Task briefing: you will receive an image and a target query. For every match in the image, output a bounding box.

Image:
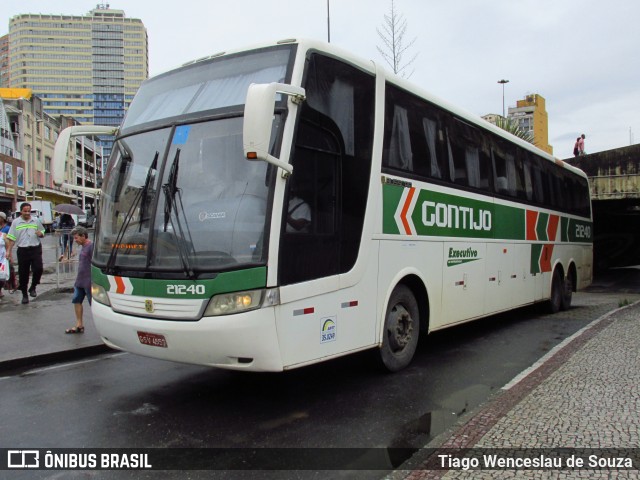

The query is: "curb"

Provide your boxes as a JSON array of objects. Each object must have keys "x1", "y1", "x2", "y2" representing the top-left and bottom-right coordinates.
[{"x1": 0, "y1": 344, "x2": 114, "y2": 375}]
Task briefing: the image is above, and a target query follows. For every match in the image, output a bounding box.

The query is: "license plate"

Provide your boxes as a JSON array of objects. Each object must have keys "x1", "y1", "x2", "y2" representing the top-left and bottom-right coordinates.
[{"x1": 137, "y1": 331, "x2": 168, "y2": 348}]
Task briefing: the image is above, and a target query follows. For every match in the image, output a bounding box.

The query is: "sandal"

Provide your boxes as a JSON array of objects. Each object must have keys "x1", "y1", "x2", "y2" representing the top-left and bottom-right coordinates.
[{"x1": 65, "y1": 326, "x2": 85, "y2": 334}]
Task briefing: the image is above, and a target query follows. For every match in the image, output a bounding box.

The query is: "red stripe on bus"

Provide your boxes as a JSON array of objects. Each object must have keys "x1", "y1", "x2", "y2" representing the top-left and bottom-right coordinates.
[
  {"x1": 400, "y1": 187, "x2": 416, "y2": 235},
  {"x1": 547, "y1": 214, "x2": 560, "y2": 242},
  {"x1": 526, "y1": 210, "x2": 538, "y2": 240},
  {"x1": 540, "y1": 244, "x2": 554, "y2": 273},
  {"x1": 114, "y1": 276, "x2": 126, "y2": 294}
]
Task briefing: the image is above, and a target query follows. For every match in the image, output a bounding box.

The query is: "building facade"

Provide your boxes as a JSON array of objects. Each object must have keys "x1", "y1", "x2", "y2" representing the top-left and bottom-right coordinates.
[
  {"x1": 508, "y1": 94, "x2": 553, "y2": 155},
  {"x1": 0, "y1": 34, "x2": 9, "y2": 88},
  {"x1": 0, "y1": 89, "x2": 102, "y2": 215},
  {"x1": 6, "y1": 4, "x2": 148, "y2": 158}
]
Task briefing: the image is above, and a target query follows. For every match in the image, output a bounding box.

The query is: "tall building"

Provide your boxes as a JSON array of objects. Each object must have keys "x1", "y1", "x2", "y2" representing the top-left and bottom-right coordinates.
[
  {"x1": 508, "y1": 94, "x2": 553, "y2": 155},
  {"x1": 0, "y1": 34, "x2": 9, "y2": 88},
  {"x1": 6, "y1": 4, "x2": 148, "y2": 158}
]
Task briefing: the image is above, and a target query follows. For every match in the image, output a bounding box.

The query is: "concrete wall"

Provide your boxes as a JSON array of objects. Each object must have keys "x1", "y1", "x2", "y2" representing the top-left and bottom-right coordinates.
[{"x1": 568, "y1": 144, "x2": 640, "y2": 200}]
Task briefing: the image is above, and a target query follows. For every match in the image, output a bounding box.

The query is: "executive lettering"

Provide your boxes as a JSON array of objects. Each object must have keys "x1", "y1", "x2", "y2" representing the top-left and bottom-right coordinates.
[{"x1": 448, "y1": 247, "x2": 478, "y2": 259}]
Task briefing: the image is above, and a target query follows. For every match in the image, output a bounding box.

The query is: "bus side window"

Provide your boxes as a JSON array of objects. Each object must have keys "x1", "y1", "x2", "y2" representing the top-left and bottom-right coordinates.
[
  {"x1": 522, "y1": 156, "x2": 535, "y2": 201},
  {"x1": 422, "y1": 117, "x2": 440, "y2": 178},
  {"x1": 491, "y1": 140, "x2": 519, "y2": 198},
  {"x1": 531, "y1": 158, "x2": 546, "y2": 205},
  {"x1": 446, "y1": 124, "x2": 468, "y2": 186},
  {"x1": 388, "y1": 105, "x2": 413, "y2": 171}
]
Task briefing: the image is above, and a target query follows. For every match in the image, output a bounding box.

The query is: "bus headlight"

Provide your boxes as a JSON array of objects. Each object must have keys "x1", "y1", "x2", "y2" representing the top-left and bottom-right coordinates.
[
  {"x1": 203, "y1": 288, "x2": 279, "y2": 316},
  {"x1": 91, "y1": 283, "x2": 111, "y2": 306}
]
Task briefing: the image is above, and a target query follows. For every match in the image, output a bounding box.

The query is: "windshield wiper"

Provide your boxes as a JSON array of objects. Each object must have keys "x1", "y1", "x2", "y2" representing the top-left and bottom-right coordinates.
[
  {"x1": 162, "y1": 149, "x2": 197, "y2": 279},
  {"x1": 163, "y1": 149, "x2": 179, "y2": 231},
  {"x1": 139, "y1": 153, "x2": 158, "y2": 231},
  {"x1": 106, "y1": 152, "x2": 159, "y2": 274}
]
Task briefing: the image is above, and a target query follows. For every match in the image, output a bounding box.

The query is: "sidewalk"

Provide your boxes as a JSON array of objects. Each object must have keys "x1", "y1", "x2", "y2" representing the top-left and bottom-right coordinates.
[
  {"x1": 392, "y1": 299, "x2": 640, "y2": 479},
  {"x1": 0, "y1": 262, "x2": 110, "y2": 372}
]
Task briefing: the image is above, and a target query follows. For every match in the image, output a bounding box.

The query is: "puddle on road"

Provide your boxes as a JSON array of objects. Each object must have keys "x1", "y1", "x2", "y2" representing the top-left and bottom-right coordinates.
[{"x1": 386, "y1": 384, "x2": 493, "y2": 467}]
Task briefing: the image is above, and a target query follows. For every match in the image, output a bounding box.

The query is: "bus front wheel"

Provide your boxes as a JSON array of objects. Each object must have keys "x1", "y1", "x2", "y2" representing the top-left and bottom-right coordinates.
[{"x1": 379, "y1": 285, "x2": 419, "y2": 372}]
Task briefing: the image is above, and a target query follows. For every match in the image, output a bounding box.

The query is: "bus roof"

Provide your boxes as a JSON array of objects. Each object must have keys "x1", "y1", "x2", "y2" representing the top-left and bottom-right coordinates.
[{"x1": 156, "y1": 38, "x2": 587, "y2": 180}]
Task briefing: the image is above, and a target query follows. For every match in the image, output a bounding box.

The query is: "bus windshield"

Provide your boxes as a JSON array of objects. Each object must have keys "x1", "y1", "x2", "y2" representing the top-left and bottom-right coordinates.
[
  {"x1": 122, "y1": 46, "x2": 292, "y2": 131},
  {"x1": 95, "y1": 116, "x2": 276, "y2": 276}
]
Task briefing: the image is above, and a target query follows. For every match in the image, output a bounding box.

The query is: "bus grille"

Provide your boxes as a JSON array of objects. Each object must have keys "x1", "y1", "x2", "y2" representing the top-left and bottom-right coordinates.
[{"x1": 108, "y1": 293, "x2": 207, "y2": 321}]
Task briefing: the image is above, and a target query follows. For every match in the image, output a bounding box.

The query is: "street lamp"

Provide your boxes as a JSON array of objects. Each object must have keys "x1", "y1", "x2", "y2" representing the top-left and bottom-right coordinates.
[{"x1": 498, "y1": 79, "x2": 509, "y2": 118}]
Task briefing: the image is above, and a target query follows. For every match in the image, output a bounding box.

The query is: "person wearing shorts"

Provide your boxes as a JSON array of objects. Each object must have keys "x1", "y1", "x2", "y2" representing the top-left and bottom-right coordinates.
[{"x1": 65, "y1": 226, "x2": 93, "y2": 334}]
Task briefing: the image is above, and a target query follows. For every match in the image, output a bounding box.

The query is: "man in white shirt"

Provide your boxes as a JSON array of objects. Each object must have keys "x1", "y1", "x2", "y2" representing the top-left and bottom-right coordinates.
[{"x1": 5, "y1": 203, "x2": 45, "y2": 304}]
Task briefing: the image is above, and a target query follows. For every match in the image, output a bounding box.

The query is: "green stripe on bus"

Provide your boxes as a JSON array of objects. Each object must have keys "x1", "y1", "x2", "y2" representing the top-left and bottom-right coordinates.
[
  {"x1": 382, "y1": 183, "x2": 402, "y2": 235},
  {"x1": 92, "y1": 266, "x2": 267, "y2": 298},
  {"x1": 493, "y1": 203, "x2": 525, "y2": 240},
  {"x1": 561, "y1": 217, "x2": 570, "y2": 242},
  {"x1": 536, "y1": 212, "x2": 549, "y2": 241},
  {"x1": 530, "y1": 244, "x2": 543, "y2": 274}
]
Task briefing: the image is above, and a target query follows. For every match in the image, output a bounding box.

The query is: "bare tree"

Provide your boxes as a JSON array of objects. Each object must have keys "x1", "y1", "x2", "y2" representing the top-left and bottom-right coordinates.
[{"x1": 376, "y1": 0, "x2": 418, "y2": 78}]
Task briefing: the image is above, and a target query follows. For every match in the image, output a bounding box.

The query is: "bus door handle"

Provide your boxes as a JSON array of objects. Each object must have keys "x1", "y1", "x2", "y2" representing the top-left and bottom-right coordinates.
[{"x1": 455, "y1": 274, "x2": 467, "y2": 289}]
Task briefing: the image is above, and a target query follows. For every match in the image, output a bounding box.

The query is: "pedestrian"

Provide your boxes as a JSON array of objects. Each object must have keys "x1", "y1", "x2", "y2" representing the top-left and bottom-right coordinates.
[
  {"x1": 0, "y1": 212, "x2": 17, "y2": 294},
  {"x1": 65, "y1": 226, "x2": 93, "y2": 334},
  {"x1": 573, "y1": 137, "x2": 581, "y2": 157},
  {"x1": 0, "y1": 212, "x2": 9, "y2": 299},
  {"x1": 578, "y1": 134, "x2": 586, "y2": 155},
  {"x1": 57, "y1": 213, "x2": 75, "y2": 261},
  {"x1": 0, "y1": 212, "x2": 8, "y2": 235},
  {"x1": 4, "y1": 202, "x2": 45, "y2": 304}
]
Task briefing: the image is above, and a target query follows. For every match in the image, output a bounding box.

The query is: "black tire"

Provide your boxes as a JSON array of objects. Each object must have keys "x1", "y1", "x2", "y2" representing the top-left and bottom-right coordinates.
[
  {"x1": 547, "y1": 269, "x2": 564, "y2": 314},
  {"x1": 561, "y1": 272, "x2": 573, "y2": 311},
  {"x1": 379, "y1": 285, "x2": 419, "y2": 372}
]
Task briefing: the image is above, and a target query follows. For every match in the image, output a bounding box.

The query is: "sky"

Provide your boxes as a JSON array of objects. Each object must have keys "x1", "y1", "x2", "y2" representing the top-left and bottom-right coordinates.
[{"x1": 3, "y1": 0, "x2": 639, "y2": 159}]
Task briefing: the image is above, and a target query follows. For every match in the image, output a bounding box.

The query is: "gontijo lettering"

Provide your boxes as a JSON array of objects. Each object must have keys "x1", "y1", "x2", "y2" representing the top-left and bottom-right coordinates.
[{"x1": 422, "y1": 201, "x2": 492, "y2": 231}]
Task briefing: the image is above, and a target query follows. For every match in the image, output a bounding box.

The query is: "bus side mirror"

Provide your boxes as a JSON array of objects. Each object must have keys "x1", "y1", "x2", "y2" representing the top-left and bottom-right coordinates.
[
  {"x1": 243, "y1": 82, "x2": 305, "y2": 176},
  {"x1": 53, "y1": 125, "x2": 119, "y2": 193}
]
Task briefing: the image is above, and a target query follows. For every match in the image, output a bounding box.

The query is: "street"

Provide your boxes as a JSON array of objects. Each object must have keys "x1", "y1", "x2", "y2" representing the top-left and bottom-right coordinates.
[{"x1": 2, "y1": 280, "x2": 639, "y2": 479}]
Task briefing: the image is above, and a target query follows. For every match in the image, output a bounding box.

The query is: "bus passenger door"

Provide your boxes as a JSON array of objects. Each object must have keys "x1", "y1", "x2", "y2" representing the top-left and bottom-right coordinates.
[{"x1": 276, "y1": 52, "x2": 376, "y2": 368}]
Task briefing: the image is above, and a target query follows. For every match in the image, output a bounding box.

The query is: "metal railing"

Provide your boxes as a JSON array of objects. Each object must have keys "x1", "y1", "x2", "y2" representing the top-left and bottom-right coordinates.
[{"x1": 44, "y1": 229, "x2": 79, "y2": 290}]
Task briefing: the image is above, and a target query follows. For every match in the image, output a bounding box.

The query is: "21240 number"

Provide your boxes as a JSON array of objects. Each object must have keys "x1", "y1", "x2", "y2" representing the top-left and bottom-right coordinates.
[{"x1": 166, "y1": 284, "x2": 205, "y2": 295}]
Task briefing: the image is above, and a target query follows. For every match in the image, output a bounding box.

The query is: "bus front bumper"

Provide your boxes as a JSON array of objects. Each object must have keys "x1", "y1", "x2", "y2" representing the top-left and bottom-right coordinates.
[{"x1": 92, "y1": 301, "x2": 284, "y2": 371}]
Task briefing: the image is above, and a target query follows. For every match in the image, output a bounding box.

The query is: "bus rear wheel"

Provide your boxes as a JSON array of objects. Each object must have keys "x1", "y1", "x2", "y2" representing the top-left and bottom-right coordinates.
[
  {"x1": 547, "y1": 269, "x2": 564, "y2": 314},
  {"x1": 379, "y1": 285, "x2": 419, "y2": 372},
  {"x1": 561, "y1": 272, "x2": 574, "y2": 311}
]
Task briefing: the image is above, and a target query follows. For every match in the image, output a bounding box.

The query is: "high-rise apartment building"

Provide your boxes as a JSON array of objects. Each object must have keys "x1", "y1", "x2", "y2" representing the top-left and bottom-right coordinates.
[
  {"x1": 0, "y1": 34, "x2": 9, "y2": 88},
  {"x1": 508, "y1": 94, "x2": 553, "y2": 155},
  {"x1": 7, "y1": 4, "x2": 148, "y2": 157}
]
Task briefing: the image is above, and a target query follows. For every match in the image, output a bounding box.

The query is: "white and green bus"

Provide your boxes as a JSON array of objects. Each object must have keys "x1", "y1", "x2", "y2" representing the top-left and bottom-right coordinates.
[{"x1": 53, "y1": 39, "x2": 592, "y2": 372}]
